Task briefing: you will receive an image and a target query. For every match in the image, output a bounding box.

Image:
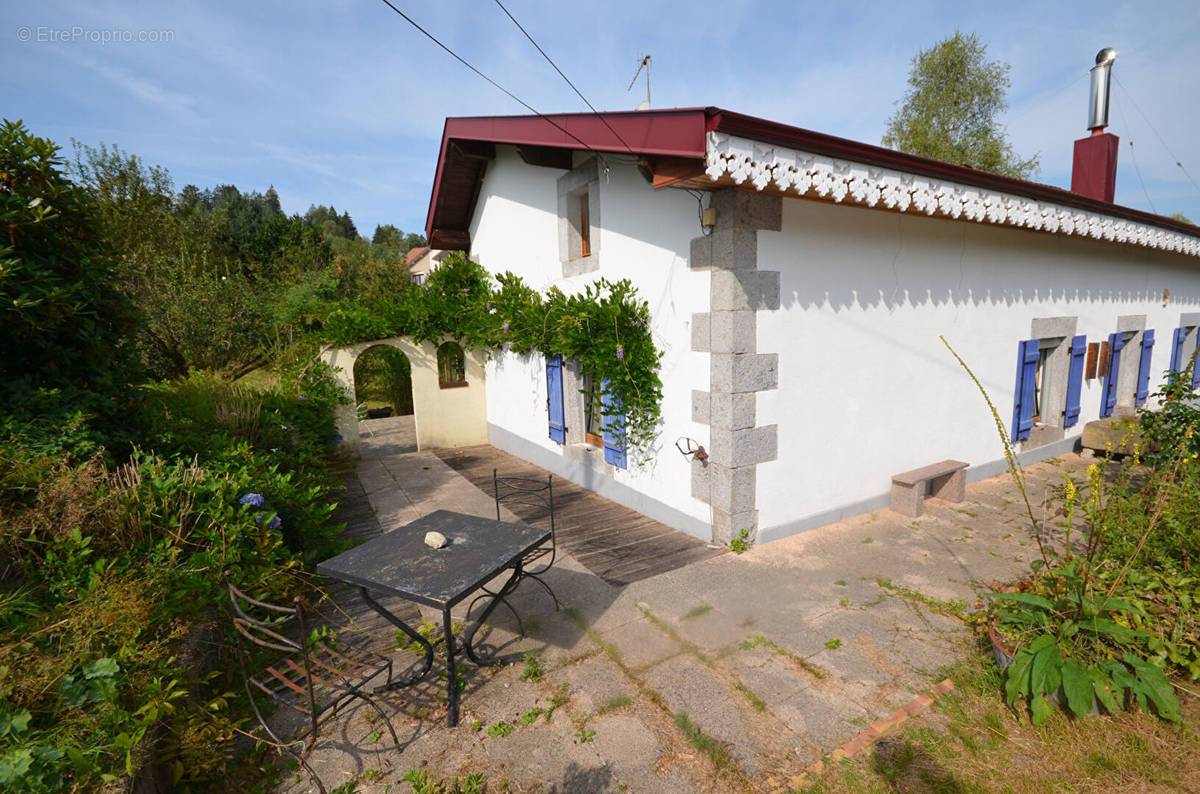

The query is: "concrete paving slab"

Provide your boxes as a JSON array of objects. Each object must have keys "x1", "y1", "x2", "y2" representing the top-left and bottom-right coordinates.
[
  {"x1": 602, "y1": 617, "x2": 684, "y2": 672},
  {"x1": 479, "y1": 720, "x2": 608, "y2": 790},
  {"x1": 589, "y1": 712, "x2": 682, "y2": 792},
  {"x1": 544, "y1": 654, "x2": 632, "y2": 717},
  {"x1": 642, "y1": 654, "x2": 786, "y2": 778},
  {"x1": 772, "y1": 683, "x2": 871, "y2": 756}
]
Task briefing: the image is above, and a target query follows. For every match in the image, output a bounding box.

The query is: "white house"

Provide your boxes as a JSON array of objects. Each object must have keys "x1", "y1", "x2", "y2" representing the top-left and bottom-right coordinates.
[{"x1": 421, "y1": 97, "x2": 1200, "y2": 546}]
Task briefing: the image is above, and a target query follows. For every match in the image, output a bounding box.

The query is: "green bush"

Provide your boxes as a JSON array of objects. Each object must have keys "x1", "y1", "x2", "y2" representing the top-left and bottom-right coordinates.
[
  {"x1": 945, "y1": 337, "x2": 1192, "y2": 724},
  {"x1": 0, "y1": 367, "x2": 348, "y2": 789}
]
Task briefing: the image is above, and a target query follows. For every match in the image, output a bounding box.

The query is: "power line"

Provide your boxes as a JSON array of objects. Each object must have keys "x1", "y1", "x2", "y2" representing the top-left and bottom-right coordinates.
[
  {"x1": 374, "y1": 0, "x2": 598, "y2": 155},
  {"x1": 1114, "y1": 75, "x2": 1200, "y2": 195},
  {"x1": 492, "y1": 0, "x2": 635, "y2": 156},
  {"x1": 1127, "y1": 139, "x2": 1158, "y2": 214}
]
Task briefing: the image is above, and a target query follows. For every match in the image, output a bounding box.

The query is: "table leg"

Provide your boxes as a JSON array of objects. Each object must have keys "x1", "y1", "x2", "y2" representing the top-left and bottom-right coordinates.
[
  {"x1": 443, "y1": 606, "x2": 458, "y2": 727},
  {"x1": 462, "y1": 564, "x2": 523, "y2": 667},
  {"x1": 358, "y1": 586, "x2": 434, "y2": 689}
]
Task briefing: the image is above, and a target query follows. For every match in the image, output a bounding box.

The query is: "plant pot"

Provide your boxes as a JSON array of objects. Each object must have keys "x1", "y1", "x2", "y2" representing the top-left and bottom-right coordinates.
[
  {"x1": 987, "y1": 620, "x2": 1015, "y2": 670},
  {"x1": 987, "y1": 620, "x2": 1104, "y2": 716}
]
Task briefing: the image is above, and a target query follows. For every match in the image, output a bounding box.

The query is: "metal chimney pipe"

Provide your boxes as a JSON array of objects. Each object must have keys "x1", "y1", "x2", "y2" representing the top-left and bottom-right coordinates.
[{"x1": 1087, "y1": 47, "x2": 1118, "y2": 132}]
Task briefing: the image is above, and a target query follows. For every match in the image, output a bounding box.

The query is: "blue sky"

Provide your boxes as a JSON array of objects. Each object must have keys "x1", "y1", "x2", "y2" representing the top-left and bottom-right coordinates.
[{"x1": 5, "y1": 1, "x2": 1198, "y2": 238}]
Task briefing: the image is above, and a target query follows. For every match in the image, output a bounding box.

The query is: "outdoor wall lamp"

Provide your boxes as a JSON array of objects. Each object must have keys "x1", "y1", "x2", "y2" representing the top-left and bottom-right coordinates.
[{"x1": 675, "y1": 436, "x2": 708, "y2": 462}]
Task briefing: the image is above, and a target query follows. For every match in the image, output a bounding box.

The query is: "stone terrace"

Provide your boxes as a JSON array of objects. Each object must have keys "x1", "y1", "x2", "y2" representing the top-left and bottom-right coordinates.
[{"x1": 274, "y1": 419, "x2": 1085, "y2": 793}]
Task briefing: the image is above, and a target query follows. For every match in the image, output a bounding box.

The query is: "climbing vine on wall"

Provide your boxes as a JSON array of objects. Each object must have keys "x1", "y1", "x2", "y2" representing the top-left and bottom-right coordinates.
[{"x1": 322, "y1": 253, "x2": 664, "y2": 462}]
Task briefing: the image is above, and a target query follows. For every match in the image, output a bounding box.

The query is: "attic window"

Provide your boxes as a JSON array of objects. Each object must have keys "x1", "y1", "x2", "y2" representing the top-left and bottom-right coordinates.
[
  {"x1": 557, "y1": 157, "x2": 600, "y2": 277},
  {"x1": 579, "y1": 192, "x2": 591, "y2": 258}
]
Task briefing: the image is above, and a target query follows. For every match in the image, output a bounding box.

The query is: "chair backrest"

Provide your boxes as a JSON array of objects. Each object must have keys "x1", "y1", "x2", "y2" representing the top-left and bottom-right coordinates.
[
  {"x1": 493, "y1": 469, "x2": 555, "y2": 542},
  {"x1": 224, "y1": 571, "x2": 319, "y2": 730}
]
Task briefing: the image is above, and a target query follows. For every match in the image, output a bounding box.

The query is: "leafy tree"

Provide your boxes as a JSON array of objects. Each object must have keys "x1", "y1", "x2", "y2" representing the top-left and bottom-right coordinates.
[
  {"x1": 1, "y1": 121, "x2": 138, "y2": 395},
  {"x1": 372, "y1": 223, "x2": 400, "y2": 247},
  {"x1": 1170, "y1": 212, "x2": 1193, "y2": 225},
  {"x1": 305, "y1": 204, "x2": 359, "y2": 241},
  {"x1": 264, "y1": 184, "x2": 282, "y2": 214},
  {"x1": 74, "y1": 144, "x2": 332, "y2": 378},
  {"x1": 882, "y1": 31, "x2": 1038, "y2": 179}
]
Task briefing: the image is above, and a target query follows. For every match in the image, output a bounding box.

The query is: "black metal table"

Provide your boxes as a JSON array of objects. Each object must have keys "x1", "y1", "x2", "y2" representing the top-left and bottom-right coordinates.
[{"x1": 316, "y1": 509, "x2": 551, "y2": 727}]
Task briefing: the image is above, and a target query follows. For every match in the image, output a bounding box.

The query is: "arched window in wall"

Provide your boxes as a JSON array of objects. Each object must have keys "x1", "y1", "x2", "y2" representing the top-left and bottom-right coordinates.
[{"x1": 437, "y1": 342, "x2": 467, "y2": 388}]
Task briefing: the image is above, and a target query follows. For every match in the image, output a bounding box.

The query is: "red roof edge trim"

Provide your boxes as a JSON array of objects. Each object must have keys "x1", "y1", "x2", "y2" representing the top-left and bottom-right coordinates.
[{"x1": 425, "y1": 118, "x2": 455, "y2": 244}]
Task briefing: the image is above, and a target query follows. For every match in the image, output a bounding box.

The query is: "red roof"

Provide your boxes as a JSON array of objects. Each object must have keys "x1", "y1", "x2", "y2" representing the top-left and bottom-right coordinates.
[
  {"x1": 403, "y1": 246, "x2": 429, "y2": 266},
  {"x1": 425, "y1": 107, "x2": 1196, "y2": 250}
]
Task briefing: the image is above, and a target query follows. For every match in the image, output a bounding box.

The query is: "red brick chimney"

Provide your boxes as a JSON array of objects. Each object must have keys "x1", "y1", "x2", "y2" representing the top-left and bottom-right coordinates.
[{"x1": 1071, "y1": 48, "x2": 1119, "y2": 202}]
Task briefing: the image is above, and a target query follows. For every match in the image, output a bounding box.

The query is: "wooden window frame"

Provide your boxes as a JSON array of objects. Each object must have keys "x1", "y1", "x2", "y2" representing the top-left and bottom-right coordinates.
[
  {"x1": 582, "y1": 372, "x2": 603, "y2": 447},
  {"x1": 579, "y1": 192, "x2": 591, "y2": 258},
  {"x1": 436, "y1": 342, "x2": 468, "y2": 389}
]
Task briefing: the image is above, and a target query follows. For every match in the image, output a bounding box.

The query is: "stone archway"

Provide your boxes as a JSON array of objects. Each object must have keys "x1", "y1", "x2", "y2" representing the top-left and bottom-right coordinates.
[{"x1": 320, "y1": 337, "x2": 488, "y2": 457}]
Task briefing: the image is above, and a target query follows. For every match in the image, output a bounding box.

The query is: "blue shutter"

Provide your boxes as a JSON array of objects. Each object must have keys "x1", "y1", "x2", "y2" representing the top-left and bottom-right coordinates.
[
  {"x1": 600, "y1": 377, "x2": 627, "y2": 469},
  {"x1": 1170, "y1": 327, "x2": 1187, "y2": 383},
  {"x1": 1011, "y1": 339, "x2": 1039, "y2": 443},
  {"x1": 1193, "y1": 335, "x2": 1200, "y2": 391},
  {"x1": 546, "y1": 354, "x2": 565, "y2": 444},
  {"x1": 1101, "y1": 332, "x2": 1125, "y2": 417},
  {"x1": 1064, "y1": 334, "x2": 1086, "y2": 428},
  {"x1": 1135, "y1": 329, "x2": 1155, "y2": 406}
]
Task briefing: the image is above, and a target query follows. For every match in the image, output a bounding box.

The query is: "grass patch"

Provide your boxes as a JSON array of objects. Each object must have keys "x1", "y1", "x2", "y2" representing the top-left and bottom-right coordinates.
[
  {"x1": 680, "y1": 603, "x2": 713, "y2": 621},
  {"x1": 736, "y1": 635, "x2": 826, "y2": 680},
  {"x1": 734, "y1": 682, "x2": 767, "y2": 712},
  {"x1": 875, "y1": 578, "x2": 973, "y2": 622},
  {"x1": 797, "y1": 654, "x2": 1200, "y2": 793},
  {"x1": 673, "y1": 712, "x2": 735, "y2": 773},
  {"x1": 596, "y1": 694, "x2": 632, "y2": 715},
  {"x1": 824, "y1": 638, "x2": 842, "y2": 650}
]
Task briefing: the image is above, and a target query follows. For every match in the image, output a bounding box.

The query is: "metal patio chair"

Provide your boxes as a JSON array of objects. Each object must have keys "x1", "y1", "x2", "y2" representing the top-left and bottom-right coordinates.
[
  {"x1": 224, "y1": 571, "x2": 399, "y2": 794},
  {"x1": 467, "y1": 470, "x2": 560, "y2": 635}
]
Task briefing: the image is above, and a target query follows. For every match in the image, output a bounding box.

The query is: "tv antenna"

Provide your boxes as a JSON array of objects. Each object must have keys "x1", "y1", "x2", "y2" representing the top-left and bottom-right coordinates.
[{"x1": 628, "y1": 55, "x2": 651, "y2": 110}]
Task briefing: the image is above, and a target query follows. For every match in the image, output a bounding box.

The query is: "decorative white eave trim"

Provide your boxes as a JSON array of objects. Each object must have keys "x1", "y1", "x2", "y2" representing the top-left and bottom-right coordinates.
[{"x1": 705, "y1": 132, "x2": 1200, "y2": 258}]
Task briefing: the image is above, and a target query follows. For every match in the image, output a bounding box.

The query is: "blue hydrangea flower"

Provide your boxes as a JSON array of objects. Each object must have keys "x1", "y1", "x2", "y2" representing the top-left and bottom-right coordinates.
[
  {"x1": 266, "y1": 516, "x2": 282, "y2": 530},
  {"x1": 239, "y1": 493, "x2": 265, "y2": 507}
]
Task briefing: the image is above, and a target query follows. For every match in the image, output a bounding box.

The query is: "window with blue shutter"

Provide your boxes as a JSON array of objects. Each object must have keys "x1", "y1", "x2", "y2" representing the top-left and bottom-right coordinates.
[
  {"x1": 1170, "y1": 327, "x2": 1187, "y2": 383},
  {"x1": 546, "y1": 354, "x2": 565, "y2": 444},
  {"x1": 600, "y1": 377, "x2": 627, "y2": 469},
  {"x1": 1135, "y1": 329, "x2": 1155, "y2": 406},
  {"x1": 1101, "y1": 332, "x2": 1126, "y2": 417},
  {"x1": 1011, "y1": 339, "x2": 1039, "y2": 443},
  {"x1": 1193, "y1": 338, "x2": 1200, "y2": 391},
  {"x1": 1064, "y1": 334, "x2": 1086, "y2": 428}
]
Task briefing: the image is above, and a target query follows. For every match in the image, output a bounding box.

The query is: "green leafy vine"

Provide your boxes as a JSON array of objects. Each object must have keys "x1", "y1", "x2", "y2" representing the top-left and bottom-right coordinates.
[{"x1": 321, "y1": 253, "x2": 664, "y2": 462}]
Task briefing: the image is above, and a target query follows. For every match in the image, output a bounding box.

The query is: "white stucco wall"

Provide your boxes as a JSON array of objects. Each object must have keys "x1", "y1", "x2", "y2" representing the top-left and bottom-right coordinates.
[
  {"x1": 468, "y1": 146, "x2": 713, "y2": 538},
  {"x1": 755, "y1": 197, "x2": 1200, "y2": 538},
  {"x1": 321, "y1": 338, "x2": 488, "y2": 455}
]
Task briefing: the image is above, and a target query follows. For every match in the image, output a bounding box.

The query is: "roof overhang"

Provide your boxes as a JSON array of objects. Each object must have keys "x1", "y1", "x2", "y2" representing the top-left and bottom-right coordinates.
[
  {"x1": 424, "y1": 107, "x2": 1199, "y2": 256},
  {"x1": 425, "y1": 109, "x2": 709, "y2": 248}
]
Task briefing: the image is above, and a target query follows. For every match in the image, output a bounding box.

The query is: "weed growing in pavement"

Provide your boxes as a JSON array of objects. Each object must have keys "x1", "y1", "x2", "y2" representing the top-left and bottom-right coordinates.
[{"x1": 520, "y1": 650, "x2": 543, "y2": 683}]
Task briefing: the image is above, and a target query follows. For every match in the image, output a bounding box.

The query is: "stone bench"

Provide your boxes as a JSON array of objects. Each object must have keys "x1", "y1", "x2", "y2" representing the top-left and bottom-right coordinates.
[{"x1": 890, "y1": 460, "x2": 969, "y2": 517}]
